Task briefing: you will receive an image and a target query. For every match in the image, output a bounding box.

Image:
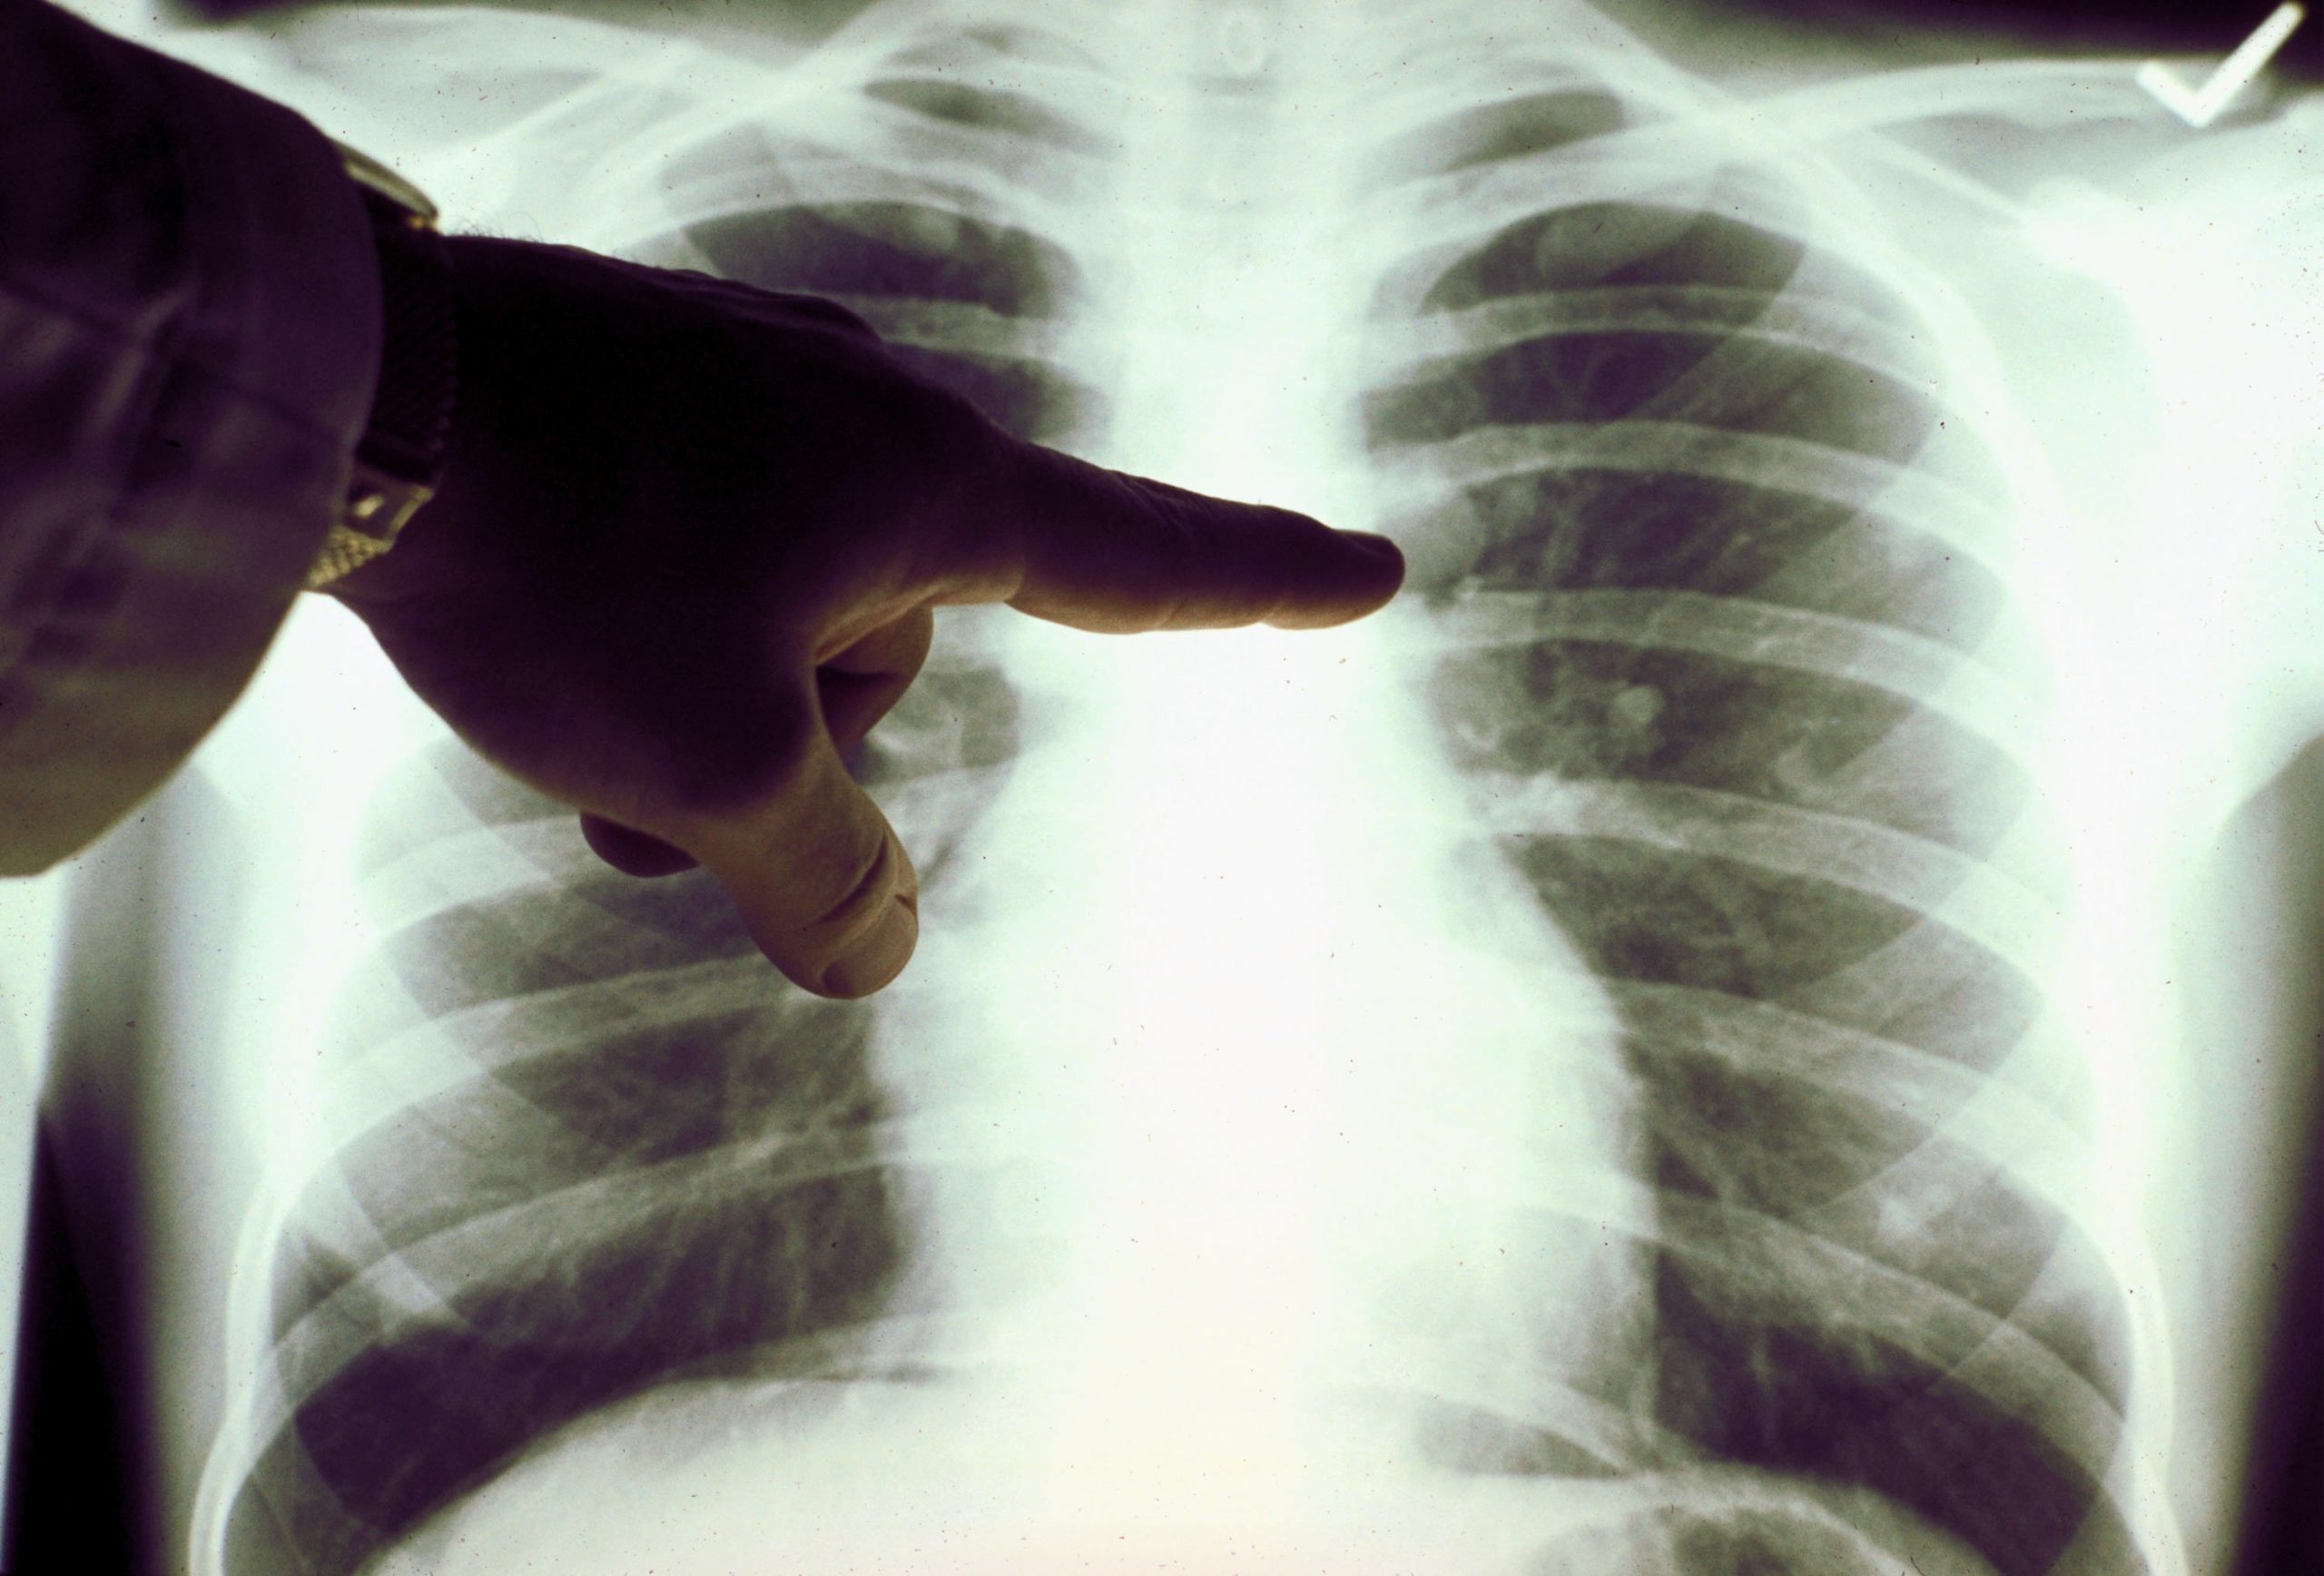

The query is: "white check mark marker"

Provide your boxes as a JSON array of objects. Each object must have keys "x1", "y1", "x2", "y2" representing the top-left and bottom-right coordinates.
[{"x1": 2137, "y1": 3, "x2": 2307, "y2": 127}]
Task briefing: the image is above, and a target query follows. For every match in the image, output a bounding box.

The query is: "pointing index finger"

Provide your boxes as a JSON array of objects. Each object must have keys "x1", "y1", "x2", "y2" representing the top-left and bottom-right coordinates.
[{"x1": 968, "y1": 440, "x2": 1404, "y2": 634}]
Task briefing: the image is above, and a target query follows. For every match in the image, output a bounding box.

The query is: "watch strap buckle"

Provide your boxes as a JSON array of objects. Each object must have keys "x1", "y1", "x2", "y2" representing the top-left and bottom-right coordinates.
[{"x1": 307, "y1": 458, "x2": 436, "y2": 590}]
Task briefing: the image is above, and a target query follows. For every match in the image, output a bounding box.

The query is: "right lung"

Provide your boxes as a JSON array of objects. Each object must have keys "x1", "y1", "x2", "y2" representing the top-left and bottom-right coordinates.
[{"x1": 203, "y1": 40, "x2": 1110, "y2": 1575}]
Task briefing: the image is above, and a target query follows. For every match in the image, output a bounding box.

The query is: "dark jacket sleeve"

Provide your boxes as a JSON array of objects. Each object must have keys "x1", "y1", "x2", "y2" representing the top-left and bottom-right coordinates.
[{"x1": 0, "y1": 0, "x2": 382, "y2": 873}]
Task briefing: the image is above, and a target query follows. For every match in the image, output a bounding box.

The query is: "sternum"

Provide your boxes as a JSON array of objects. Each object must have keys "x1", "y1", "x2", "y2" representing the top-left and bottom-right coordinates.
[{"x1": 1086, "y1": 11, "x2": 1374, "y2": 512}]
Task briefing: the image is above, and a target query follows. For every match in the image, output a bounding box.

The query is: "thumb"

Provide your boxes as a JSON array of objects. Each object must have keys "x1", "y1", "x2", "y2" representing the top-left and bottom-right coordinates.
[{"x1": 675, "y1": 732, "x2": 921, "y2": 999}]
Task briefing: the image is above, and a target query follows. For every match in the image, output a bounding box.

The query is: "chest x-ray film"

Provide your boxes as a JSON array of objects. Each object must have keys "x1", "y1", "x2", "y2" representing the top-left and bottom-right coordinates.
[{"x1": 5, "y1": 1, "x2": 2323, "y2": 1572}]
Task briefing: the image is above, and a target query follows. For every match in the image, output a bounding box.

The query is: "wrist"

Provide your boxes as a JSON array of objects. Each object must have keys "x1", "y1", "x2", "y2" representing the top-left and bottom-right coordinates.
[{"x1": 309, "y1": 146, "x2": 458, "y2": 594}]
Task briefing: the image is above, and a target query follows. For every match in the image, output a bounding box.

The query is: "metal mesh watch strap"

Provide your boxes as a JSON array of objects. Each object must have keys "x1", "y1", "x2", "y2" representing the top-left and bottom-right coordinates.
[{"x1": 307, "y1": 147, "x2": 458, "y2": 591}]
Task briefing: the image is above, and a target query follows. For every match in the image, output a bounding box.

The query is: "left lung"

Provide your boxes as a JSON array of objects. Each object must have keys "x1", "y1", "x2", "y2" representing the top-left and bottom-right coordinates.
[{"x1": 1360, "y1": 100, "x2": 2157, "y2": 1574}]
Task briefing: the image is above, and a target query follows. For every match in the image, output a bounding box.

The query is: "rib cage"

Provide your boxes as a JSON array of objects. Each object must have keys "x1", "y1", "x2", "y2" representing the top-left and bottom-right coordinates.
[
  {"x1": 190, "y1": 10, "x2": 2189, "y2": 1572},
  {"x1": 1359, "y1": 88, "x2": 2150, "y2": 1575}
]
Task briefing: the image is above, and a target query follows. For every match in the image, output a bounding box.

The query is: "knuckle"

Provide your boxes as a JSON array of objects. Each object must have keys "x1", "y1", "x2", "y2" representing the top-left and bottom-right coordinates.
[
  {"x1": 653, "y1": 686, "x2": 819, "y2": 820},
  {"x1": 910, "y1": 385, "x2": 1006, "y2": 474},
  {"x1": 812, "y1": 824, "x2": 898, "y2": 940}
]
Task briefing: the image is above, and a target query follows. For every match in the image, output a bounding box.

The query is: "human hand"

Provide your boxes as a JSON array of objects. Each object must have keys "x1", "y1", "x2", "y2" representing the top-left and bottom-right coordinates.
[{"x1": 328, "y1": 236, "x2": 1404, "y2": 999}]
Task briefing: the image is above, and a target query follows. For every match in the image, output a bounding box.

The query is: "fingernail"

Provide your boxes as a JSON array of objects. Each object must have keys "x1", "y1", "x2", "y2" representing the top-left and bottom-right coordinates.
[
  {"x1": 821, "y1": 897, "x2": 919, "y2": 999},
  {"x1": 1344, "y1": 531, "x2": 1403, "y2": 563}
]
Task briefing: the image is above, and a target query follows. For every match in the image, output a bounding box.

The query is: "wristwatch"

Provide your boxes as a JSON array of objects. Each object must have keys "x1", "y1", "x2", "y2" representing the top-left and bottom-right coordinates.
[{"x1": 306, "y1": 143, "x2": 459, "y2": 591}]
